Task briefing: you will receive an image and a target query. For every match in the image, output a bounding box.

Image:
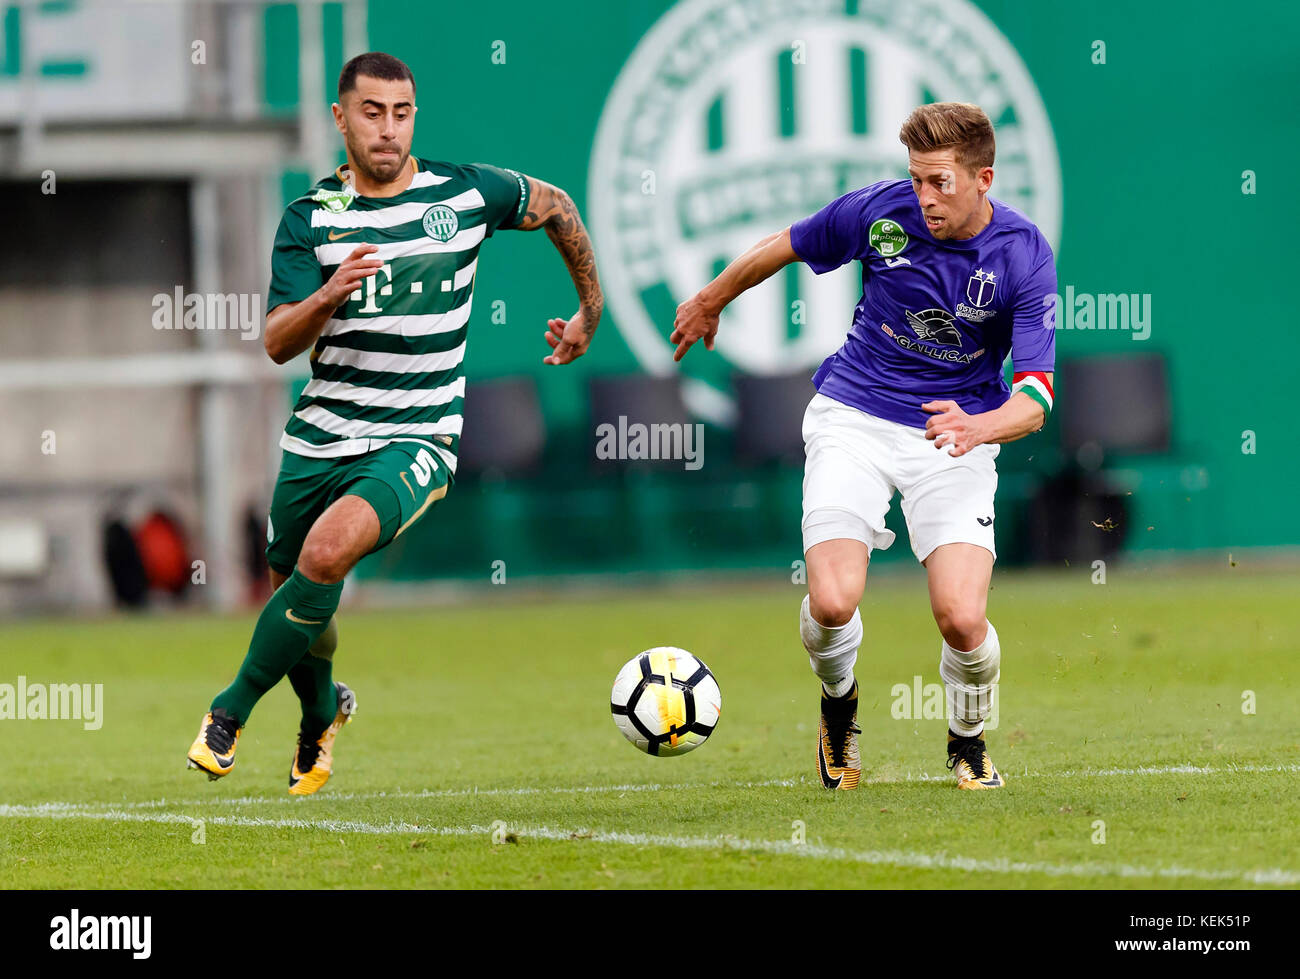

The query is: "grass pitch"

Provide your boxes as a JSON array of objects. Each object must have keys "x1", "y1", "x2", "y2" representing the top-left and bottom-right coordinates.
[{"x1": 1, "y1": 565, "x2": 1297, "y2": 889}]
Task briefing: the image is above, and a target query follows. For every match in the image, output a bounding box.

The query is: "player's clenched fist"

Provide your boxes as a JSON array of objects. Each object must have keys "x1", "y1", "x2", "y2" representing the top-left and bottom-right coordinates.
[
  {"x1": 922, "y1": 400, "x2": 988, "y2": 457},
  {"x1": 671, "y1": 293, "x2": 720, "y2": 362},
  {"x1": 320, "y1": 244, "x2": 383, "y2": 308}
]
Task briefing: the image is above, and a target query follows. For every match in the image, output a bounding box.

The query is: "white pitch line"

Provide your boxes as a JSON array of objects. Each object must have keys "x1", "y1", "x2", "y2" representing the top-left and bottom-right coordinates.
[
  {"x1": 897, "y1": 762, "x2": 1300, "y2": 784},
  {"x1": 9, "y1": 777, "x2": 802, "y2": 813},
  {"x1": 1, "y1": 805, "x2": 1296, "y2": 886},
  {"x1": 11, "y1": 763, "x2": 1298, "y2": 814}
]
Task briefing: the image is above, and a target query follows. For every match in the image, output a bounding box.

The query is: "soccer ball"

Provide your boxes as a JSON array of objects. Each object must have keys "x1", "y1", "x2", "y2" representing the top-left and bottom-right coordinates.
[{"x1": 610, "y1": 647, "x2": 721, "y2": 756}]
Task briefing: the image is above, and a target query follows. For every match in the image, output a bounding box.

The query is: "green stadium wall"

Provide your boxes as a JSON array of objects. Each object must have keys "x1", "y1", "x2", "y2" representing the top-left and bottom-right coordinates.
[{"x1": 264, "y1": 0, "x2": 1299, "y2": 579}]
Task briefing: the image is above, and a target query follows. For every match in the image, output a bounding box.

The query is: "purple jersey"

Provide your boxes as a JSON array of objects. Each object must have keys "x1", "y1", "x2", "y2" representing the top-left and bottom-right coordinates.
[{"x1": 789, "y1": 179, "x2": 1056, "y2": 428}]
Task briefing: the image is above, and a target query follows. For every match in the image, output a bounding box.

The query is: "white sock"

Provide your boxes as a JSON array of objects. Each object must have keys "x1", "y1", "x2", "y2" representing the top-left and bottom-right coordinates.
[
  {"x1": 799, "y1": 595, "x2": 861, "y2": 696},
  {"x1": 939, "y1": 620, "x2": 1000, "y2": 737},
  {"x1": 823, "y1": 675, "x2": 855, "y2": 698}
]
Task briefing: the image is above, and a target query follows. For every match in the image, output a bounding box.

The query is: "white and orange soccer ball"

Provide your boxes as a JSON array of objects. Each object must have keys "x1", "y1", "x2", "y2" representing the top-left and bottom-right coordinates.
[{"x1": 610, "y1": 647, "x2": 721, "y2": 756}]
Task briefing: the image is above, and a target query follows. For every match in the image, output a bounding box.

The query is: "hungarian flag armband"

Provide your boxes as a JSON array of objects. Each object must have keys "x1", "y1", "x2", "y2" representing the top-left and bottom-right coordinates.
[{"x1": 1012, "y1": 371, "x2": 1054, "y2": 427}]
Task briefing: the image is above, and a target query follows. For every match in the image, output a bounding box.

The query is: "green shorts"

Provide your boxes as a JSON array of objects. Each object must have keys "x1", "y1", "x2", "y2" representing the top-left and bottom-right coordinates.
[{"x1": 266, "y1": 441, "x2": 452, "y2": 576}]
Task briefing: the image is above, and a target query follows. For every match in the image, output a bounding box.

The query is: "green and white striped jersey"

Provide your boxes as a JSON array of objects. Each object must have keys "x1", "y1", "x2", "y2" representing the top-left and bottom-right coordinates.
[{"x1": 266, "y1": 157, "x2": 531, "y2": 474}]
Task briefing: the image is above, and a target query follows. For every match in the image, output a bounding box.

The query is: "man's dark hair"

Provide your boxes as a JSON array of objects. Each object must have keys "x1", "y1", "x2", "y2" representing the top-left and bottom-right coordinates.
[{"x1": 338, "y1": 52, "x2": 416, "y2": 101}]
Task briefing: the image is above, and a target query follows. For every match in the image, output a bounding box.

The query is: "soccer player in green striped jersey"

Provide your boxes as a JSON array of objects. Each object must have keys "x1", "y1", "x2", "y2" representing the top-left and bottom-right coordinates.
[{"x1": 186, "y1": 52, "x2": 604, "y2": 794}]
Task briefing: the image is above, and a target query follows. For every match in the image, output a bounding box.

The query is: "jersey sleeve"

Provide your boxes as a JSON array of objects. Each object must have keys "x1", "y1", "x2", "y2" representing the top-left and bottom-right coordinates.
[
  {"x1": 1007, "y1": 235, "x2": 1058, "y2": 416},
  {"x1": 789, "y1": 183, "x2": 883, "y2": 274},
  {"x1": 266, "y1": 204, "x2": 323, "y2": 313},
  {"x1": 469, "y1": 163, "x2": 531, "y2": 235},
  {"x1": 1008, "y1": 236, "x2": 1058, "y2": 375}
]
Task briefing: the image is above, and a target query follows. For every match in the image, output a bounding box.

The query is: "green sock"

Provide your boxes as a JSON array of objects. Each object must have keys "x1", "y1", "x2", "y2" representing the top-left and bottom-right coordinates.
[
  {"x1": 211, "y1": 569, "x2": 343, "y2": 725},
  {"x1": 288, "y1": 618, "x2": 338, "y2": 736}
]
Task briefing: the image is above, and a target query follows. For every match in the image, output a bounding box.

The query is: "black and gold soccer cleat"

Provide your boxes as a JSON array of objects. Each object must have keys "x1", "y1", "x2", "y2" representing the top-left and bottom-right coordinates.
[
  {"x1": 288, "y1": 681, "x2": 356, "y2": 796},
  {"x1": 817, "y1": 682, "x2": 861, "y2": 790},
  {"x1": 946, "y1": 731, "x2": 1005, "y2": 789},
  {"x1": 186, "y1": 708, "x2": 241, "y2": 780}
]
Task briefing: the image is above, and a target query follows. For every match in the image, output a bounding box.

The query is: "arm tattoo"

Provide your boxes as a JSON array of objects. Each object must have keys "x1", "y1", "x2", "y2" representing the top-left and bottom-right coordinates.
[{"x1": 520, "y1": 179, "x2": 603, "y2": 334}]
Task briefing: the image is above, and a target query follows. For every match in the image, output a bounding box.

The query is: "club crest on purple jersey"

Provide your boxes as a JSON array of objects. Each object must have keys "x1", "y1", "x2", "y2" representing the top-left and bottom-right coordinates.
[{"x1": 967, "y1": 268, "x2": 998, "y2": 308}]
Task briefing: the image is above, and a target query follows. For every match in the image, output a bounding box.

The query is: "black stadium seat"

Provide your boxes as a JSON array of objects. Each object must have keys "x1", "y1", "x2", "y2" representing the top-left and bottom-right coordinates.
[
  {"x1": 733, "y1": 370, "x2": 817, "y2": 466},
  {"x1": 588, "y1": 374, "x2": 693, "y2": 471},
  {"x1": 456, "y1": 377, "x2": 546, "y2": 477},
  {"x1": 1059, "y1": 353, "x2": 1172, "y2": 458},
  {"x1": 1027, "y1": 352, "x2": 1173, "y2": 565}
]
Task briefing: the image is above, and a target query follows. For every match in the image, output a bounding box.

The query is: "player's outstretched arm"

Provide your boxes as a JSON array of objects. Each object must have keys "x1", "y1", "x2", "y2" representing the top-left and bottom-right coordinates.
[
  {"x1": 670, "y1": 228, "x2": 798, "y2": 362},
  {"x1": 263, "y1": 244, "x2": 383, "y2": 364},
  {"x1": 515, "y1": 177, "x2": 603, "y2": 366}
]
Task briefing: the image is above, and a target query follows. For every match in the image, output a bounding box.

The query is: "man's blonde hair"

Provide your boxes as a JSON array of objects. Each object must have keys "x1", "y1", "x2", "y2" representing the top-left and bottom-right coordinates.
[{"x1": 898, "y1": 102, "x2": 996, "y2": 172}]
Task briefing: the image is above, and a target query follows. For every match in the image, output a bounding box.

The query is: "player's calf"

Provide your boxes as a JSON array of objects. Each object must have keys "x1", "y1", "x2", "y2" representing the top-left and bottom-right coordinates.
[
  {"x1": 938, "y1": 619, "x2": 1004, "y2": 788},
  {"x1": 938, "y1": 618, "x2": 1000, "y2": 734},
  {"x1": 801, "y1": 595, "x2": 864, "y2": 788}
]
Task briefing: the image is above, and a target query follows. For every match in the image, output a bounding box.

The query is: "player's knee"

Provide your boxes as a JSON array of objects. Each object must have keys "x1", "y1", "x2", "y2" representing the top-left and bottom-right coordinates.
[
  {"x1": 297, "y1": 536, "x2": 355, "y2": 584},
  {"x1": 808, "y1": 587, "x2": 859, "y2": 628},
  {"x1": 933, "y1": 603, "x2": 988, "y2": 650}
]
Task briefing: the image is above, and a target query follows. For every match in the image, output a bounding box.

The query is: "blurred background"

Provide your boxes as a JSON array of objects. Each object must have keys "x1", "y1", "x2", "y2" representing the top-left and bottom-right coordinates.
[{"x1": 1, "y1": 0, "x2": 1296, "y2": 614}]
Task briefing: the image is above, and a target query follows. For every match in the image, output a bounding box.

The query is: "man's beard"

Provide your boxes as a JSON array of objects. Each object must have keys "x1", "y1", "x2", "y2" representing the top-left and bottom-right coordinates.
[{"x1": 347, "y1": 135, "x2": 408, "y2": 185}]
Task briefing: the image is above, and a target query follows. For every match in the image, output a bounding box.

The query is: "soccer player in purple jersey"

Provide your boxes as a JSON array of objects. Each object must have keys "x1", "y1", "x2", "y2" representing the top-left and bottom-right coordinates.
[{"x1": 671, "y1": 103, "x2": 1056, "y2": 790}]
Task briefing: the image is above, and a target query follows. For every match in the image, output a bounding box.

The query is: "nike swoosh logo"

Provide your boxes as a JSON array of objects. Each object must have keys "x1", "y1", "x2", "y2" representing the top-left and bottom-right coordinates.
[
  {"x1": 192, "y1": 747, "x2": 233, "y2": 771},
  {"x1": 818, "y1": 736, "x2": 843, "y2": 789},
  {"x1": 285, "y1": 609, "x2": 324, "y2": 625},
  {"x1": 327, "y1": 229, "x2": 361, "y2": 241}
]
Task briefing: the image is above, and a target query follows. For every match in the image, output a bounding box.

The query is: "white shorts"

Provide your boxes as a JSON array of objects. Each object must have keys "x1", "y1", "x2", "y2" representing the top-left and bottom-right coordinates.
[{"x1": 801, "y1": 393, "x2": 1000, "y2": 563}]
